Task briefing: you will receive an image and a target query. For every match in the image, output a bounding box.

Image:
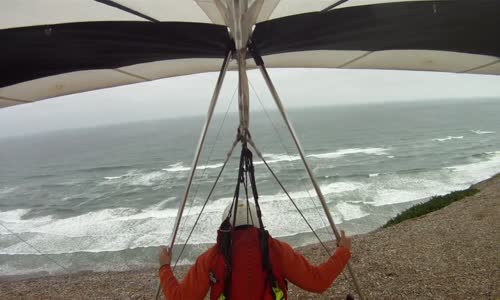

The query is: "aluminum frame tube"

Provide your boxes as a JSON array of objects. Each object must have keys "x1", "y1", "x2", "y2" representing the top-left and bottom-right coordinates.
[
  {"x1": 156, "y1": 50, "x2": 232, "y2": 300},
  {"x1": 170, "y1": 135, "x2": 240, "y2": 270},
  {"x1": 237, "y1": 48, "x2": 250, "y2": 138},
  {"x1": 168, "y1": 50, "x2": 232, "y2": 250},
  {"x1": 256, "y1": 63, "x2": 365, "y2": 300}
]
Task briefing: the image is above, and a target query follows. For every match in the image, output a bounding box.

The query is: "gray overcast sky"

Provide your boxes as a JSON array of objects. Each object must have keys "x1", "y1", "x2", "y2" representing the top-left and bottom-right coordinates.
[{"x1": 1, "y1": 68, "x2": 500, "y2": 138}]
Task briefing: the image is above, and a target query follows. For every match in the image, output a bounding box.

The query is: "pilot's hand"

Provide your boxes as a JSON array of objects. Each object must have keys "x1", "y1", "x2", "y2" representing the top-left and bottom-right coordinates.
[
  {"x1": 159, "y1": 246, "x2": 172, "y2": 267},
  {"x1": 337, "y1": 230, "x2": 351, "y2": 251}
]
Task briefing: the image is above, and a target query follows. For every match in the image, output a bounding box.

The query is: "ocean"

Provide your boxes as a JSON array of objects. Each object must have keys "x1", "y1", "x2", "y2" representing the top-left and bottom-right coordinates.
[{"x1": 1, "y1": 99, "x2": 499, "y2": 278}]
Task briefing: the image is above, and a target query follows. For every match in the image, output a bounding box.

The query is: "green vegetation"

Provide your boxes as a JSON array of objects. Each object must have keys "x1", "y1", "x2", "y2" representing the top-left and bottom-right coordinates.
[{"x1": 383, "y1": 187, "x2": 480, "y2": 228}]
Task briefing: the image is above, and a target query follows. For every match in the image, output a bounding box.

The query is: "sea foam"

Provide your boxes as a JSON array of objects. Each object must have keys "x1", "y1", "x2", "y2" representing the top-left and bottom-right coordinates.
[
  {"x1": 163, "y1": 162, "x2": 224, "y2": 172},
  {"x1": 253, "y1": 153, "x2": 301, "y2": 165},
  {"x1": 0, "y1": 186, "x2": 17, "y2": 195},
  {"x1": 253, "y1": 147, "x2": 390, "y2": 165},
  {"x1": 307, "y1": 147, "x2": 389, "y2": 159},
  {"x1": 3, "y1": 152, "x2": 499, "y2": 259},
  {"x1": 369, "y1": 151, "x2": 500, "y2": 207},
  {"x1": 163, "y1": 162, "x2": 190, "y2": 172},
  {"x1": 431, "y1": 136, "x2": 464, "y2": 142},
  {"x1": 471, "y1": 130, "x2": 495, "y2": 135},
  {"x1": 0, "y1": 180, "x2": 368, "y2": 255},
  {"x1": 102, "y1": 170, "x2": 167, "y2": 187}
]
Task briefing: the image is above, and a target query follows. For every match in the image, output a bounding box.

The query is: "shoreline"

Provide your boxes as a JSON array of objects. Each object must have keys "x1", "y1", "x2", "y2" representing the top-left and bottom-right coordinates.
[{"x1": 1, "y1": 174, "x2": 499, "y2": 299}]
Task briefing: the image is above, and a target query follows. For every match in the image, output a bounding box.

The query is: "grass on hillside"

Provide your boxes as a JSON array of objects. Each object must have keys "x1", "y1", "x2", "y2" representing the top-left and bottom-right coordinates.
[{"x1": 383, "y1": 187, "x2": 480, "y2": 228}]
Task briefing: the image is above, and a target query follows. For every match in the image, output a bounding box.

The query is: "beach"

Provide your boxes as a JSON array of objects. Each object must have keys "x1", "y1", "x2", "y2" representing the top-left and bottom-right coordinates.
[{"x1": 1, "y1": 174, "x2": 498, "y2": 299}]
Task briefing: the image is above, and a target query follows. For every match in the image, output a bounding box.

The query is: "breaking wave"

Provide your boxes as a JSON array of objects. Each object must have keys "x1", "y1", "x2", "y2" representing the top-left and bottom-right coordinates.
[
  {"x1": 307, "y1": 147, "x2": 389, "y2": 159},
  {"x1": 431, "y1": 136, "x2": 464, "y2": 142},
  {"x1": 76, "y1": 165, "x2": 134, "y2": 173},
  {"x1": 471, "y1": 130, "x2": 495, "y2": 135},
  {"x1": 0, "y1": 180, "x2": 369, "y2": 256},
  {"x1": 254, "y1": 147, "x2": 390, "y2": 165},
  {"x1": 101, "y1": 170, "x2": 167, "y2": 187},
  {"x1": 0, "y1": 186, "x2": 17, "y2": 196},
  {"x1": 162, "y1": 162, "x2": 224, "y2": 173},
  {"x1": 162, "y1": 162, "x2": 190, "y2": 172},
  {"x1": 253, "y1": 153, "x2": 301, "y2": 165},
  {"x1": 162, "y1": 148, "x2": 390, "y2": 170},
  {"x1": 1, "y1": 150, "x2": 499, "y2": 274}
]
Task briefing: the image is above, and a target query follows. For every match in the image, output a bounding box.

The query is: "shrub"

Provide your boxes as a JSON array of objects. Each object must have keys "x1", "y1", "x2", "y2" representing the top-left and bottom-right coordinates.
[{"x1": 383, "y1": 187, "x2": 479, "y2": 228}]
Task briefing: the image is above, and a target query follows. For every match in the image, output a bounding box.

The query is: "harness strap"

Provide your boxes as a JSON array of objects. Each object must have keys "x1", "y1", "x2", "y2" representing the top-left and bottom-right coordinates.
[
  {"x1": 243, "y1": 147, "x2": 279, "y2": 299},
  {"x1": 220, "y1": 146, "x2": 248, "y2": 300},
  {"x1": 217, "y1": 145, "x2": 284, "y2": 300},
  {"x1": 219, "y1": 219, "x2": 232, "y2": 300}
]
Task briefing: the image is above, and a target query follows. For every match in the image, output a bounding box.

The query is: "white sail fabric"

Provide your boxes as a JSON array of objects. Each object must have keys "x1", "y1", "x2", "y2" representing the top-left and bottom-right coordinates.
[
  {"x1": 2, "y1": 50, "x2": 499, "y2": 107},
  {"x1": 0, "y1": 0, "x2": 438, "y2": 29},
  {"x1": 1, "y1": 0, "x2": 499, "y2": 108}
]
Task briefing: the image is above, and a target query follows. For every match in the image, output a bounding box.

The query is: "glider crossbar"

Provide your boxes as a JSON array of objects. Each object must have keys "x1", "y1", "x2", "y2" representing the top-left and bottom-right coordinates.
[{"x1": 168, "y1": 49, "x2": 232, "y2": 251}]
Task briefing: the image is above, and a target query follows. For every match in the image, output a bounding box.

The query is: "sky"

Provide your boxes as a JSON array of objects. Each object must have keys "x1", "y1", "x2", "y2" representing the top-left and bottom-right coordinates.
[{"x1": 1, "y1": 68, "x2": 500, "y2": 138}]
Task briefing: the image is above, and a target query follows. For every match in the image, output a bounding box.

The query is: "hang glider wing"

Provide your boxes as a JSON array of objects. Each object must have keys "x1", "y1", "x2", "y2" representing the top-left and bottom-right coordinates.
[{"x1": 1, "y1": 0, "x2": 499, "y2": 108}]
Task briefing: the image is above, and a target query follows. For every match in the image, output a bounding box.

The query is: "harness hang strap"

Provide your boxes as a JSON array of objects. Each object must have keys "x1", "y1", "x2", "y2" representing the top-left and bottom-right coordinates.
[
  {"x1": 243, "y1": 147, "x2": 280, "y2": 299},
  {"x1": 220, "y1": 145, "x2": 283, "y2": 300},
  {"x1": 220, "y1": 145, "x2": 248, "y2": 300},
  {"x1": 231, "y1": 146, "x2": 246, "y2": 228},
  {"x1": 242, "y1": 147, "x2": 265, "y2": 229}
]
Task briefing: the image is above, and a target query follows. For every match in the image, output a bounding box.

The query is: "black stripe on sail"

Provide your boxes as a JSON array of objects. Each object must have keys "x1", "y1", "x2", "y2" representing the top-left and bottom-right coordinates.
[
  {"x1": 0, "y1": 22, "x2": 230, "y2": 88},
  {"x1": 253, "y1": 0, "x2": 500, "y2": 58},
  {"x1": 1, "y1": 1, "x2": 500, "y2": 89}
]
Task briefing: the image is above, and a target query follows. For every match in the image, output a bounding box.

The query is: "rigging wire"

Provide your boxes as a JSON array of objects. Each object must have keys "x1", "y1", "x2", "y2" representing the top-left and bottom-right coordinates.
[
  {"x1": 0, "y1": 221, "x2": 86, "y2": 298},
  {"x1": 0, "y1": 86, "x2": 238, "y2": 298},
  {"x1": 248, "y1": 82, "x2": 355, "y2": 292},
  {"x1": 168, "y1": 79, "x2": 355, "y2": 292},
  {"x1": 320, "y1": 0, "x2": 351, "y2": 13},
  {"x1": 248, "y1": 140, "x2": 356, "y2": 292},
  {"x1": 242, "y1": 151, "x2": 257, "y2": 295},
  {"x1": 248, "y1": 80, "x2": 334, "y2": 240},
  {"x1": 172, "y1": 138, "x2": 239, "y2": 269},
  {"x1": 175, "y1": 86, "x2": 238, "y2": 250},
  {"x1": 0, "y1": 222, "x2": 71, "y2": 273},
  {"x1": 246, "y1": 141, "x2": 331, "y2": 254},
  {"x1": 173, "y1": 86, "x2": 236, "y2": 264}
]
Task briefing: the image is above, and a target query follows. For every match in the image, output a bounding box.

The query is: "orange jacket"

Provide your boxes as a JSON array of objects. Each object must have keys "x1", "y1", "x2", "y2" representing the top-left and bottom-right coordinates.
[{"x1": 160, "y1": 238, "x2": 351, "y2": 299}]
